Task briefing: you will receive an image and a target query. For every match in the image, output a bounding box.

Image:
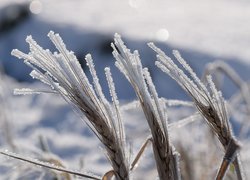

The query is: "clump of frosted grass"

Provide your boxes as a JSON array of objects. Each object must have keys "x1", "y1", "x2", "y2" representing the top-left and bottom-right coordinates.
[
  {"x1": 148, "y1": 43, "x2": 243, "y2": 180},
  {"x1": 112, "y1": 34, "x2": 180, "y2": 180},
  {"x1": 11, "y1": 31, "x2": 129, "y2": 180},
  {"x1": 5, "y1": 31, "x2": 248, "y2": 179}
]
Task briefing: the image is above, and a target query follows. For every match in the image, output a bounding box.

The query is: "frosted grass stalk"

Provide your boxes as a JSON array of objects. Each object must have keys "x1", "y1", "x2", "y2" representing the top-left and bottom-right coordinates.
[
  {"x1": 112, "y1": 34, "x2": 180, "y2": 180},
  {"x1": 11, "y1": 31, "x2": 129, "y2": 180},
  {"x1": 149, "y1": 43, "x2": 243, "y2": 179},
  {"x1": 203, "y1": 61, "x2": 250, "y2": 138},
  {"x1": 121, "y1": 99, "x2": 193, "y2": 112},
  {"x1": 0, "y1": 150, "x2": 101, "y2": 180}
]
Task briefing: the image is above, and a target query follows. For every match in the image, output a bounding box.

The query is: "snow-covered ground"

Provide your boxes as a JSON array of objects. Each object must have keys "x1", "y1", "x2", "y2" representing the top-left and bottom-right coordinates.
[{"x1": 0, "y1": 0, "x2": 249, "y2": 179}]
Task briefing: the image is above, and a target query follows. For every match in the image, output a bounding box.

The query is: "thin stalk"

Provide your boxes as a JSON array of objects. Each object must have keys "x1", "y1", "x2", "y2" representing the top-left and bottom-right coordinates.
[
  {"x1": 0, "y1": 150, "x2": 101, "y2": 180},
  {"x1": 216, "y1": 139, "x2": 240, "y2": 180},
  {"x1": 233, "y1": 156, "x2": 244, "y2": 180}
]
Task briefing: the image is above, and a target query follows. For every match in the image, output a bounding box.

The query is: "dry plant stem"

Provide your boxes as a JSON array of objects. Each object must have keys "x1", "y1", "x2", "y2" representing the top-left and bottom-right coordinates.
[
  {"x1": 149, "y1": 43, "x2": 242, "y2": 180},
  {"x1": 112, "y1": 35, "x2": 180, "y2": 180},
  {"x1": 102, "y1": 170, "x2": 115, "y2": 180},
  {"x1": 202, "y1": 62, "x2": 246, "y2": 179},
  {"x1": 39, "y1": 135, "x2": 50, "y2": 152},
  {"x1": 216, "y1": 139, "x2": 240, "y2": 180},
  {"x1": 141, "y1": 93, "x2": 179, "y2": 179},
  {"x1": 202, "y1": 62, "x2": 250, "y2": 116},
  {"x1": 202, "y1": 61, "x2": 250, "y2": 137},
  {"x1": 172, "y1": 153, "x2": 181, "y2": 180},
  {"x1": 84, "y1": 110, "x2": 129, "y2": 180},
  {"x1": 130, "y1": 137, "x2": 152, "y2": 171},
  {"x1": 11, "y1": 32, "x2": 129, "y2": 180},
  {"x1": 216, "y1": 160, "x2": 229, "y2": 180},
  {"x1": 168, "y1": 112, "x2": 201, "y2": 130},
  {"x1": 177, "y1": 144, "x2": 193, "y2": 180},
  {"x1": 0, "y1": 150, "x2": 101, "y2": 180},
  {"x1": 233, "y1": 156, "x2": 244, "y2": 180}
]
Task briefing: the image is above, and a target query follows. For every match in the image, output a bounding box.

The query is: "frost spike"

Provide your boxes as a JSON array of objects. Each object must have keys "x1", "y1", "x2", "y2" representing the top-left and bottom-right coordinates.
[{"x1": 105, "y1": 67, "x2": 126, "y2": 152}]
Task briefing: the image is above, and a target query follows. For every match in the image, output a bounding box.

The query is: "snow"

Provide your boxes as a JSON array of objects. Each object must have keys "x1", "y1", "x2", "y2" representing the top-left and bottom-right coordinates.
[
  {"x1": 36, "y1": 0, "x2": 250, "y2": 63},
  {"x1": 0, "y1": 0, "x2": 249, "y2": 179}
]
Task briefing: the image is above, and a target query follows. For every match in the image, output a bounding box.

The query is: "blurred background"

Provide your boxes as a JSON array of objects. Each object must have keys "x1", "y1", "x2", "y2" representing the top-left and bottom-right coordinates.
[
  {"x1": 0, "y1": 0, "x2": 249, "y2": 179},
  {"x1": 0, "y1": 0, "x2": 250, "y2": 100}
]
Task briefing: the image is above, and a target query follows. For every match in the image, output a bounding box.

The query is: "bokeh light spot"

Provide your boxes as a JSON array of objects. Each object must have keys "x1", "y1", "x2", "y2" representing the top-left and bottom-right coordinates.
[
  {"x1": 29, "y1": 0, "x2": 43, "y2": 15},
  {"x1": 156, "y1": 28, "x2": 169, "y2": 42}
]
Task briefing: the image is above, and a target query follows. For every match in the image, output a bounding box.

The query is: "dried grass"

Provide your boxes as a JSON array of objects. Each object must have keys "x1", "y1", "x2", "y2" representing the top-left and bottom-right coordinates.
[
  {"x1": 149, "y1": 43, "x2": 244, "y2": 179},
  {"x1": 112, "y1": 34, "x2": 180, "y2": 180},
  {"x1": 0, "y1": 32, "x2": 247, "y2": 180},
  {"x1": 11, "y1": 32, "x2": 129, "y2": 180}
]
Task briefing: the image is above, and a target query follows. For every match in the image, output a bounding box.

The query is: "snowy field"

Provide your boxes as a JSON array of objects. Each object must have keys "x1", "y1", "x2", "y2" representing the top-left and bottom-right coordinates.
[{"x1": 0, "y1": 0, "x2": 249, "y2": 179}]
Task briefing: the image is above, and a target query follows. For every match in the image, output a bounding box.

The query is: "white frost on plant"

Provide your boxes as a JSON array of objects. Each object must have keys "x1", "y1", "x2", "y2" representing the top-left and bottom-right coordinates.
[
  {"x1": 11, "y1": 31, "x2": 130, "y2": 180},
  {"x1": 14, "y1": 88, "x2": 56, "y2": 95},
  {"x1": 148, "y1": 43, "x2": 211, "y2": 107},
  {"x1": 149, "y1": 42, "x2": 234, "y2": 144},
  {"x1": 112, "y1": 34, "x2": 164, "y2": 134},
  {"x1": 149, "y1": 42, "x2": 243, "y2": 179},
  {"x1": 0, "y1": 149, "x2": 101, "y2": 180},
  {"x1": 105, "y1": 67, "x2": 126, "y2": 149},
  {"x1": 112, "y1": 33, "x2": 180, "y2": 180}
]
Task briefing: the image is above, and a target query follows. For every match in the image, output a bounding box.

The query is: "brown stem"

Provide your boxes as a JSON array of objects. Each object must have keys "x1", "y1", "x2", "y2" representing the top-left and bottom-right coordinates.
[
  {"x1": 216, "y1": 160, "x2": 229, "y2": 180},
  {"x1": 130, "y1": 137, "x2": 152, "y2": 171},
  {"x1": 233, "y1": 156, "x2": 244, "y2": 180},
  {"x1": 216, "y1": 139, "x2": 240, "y2": 180}
]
